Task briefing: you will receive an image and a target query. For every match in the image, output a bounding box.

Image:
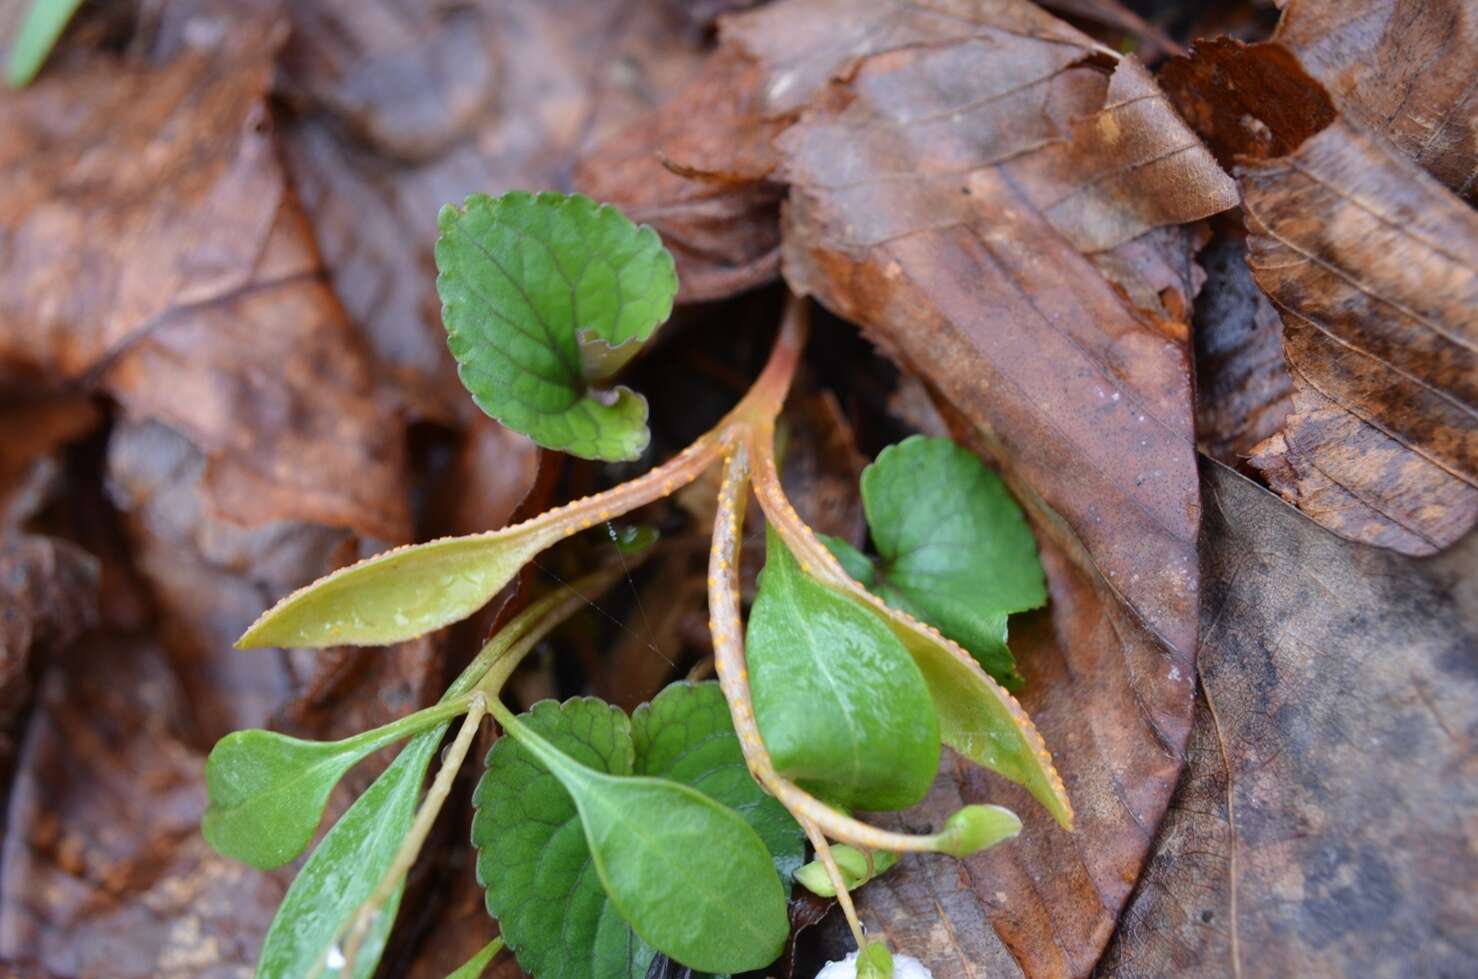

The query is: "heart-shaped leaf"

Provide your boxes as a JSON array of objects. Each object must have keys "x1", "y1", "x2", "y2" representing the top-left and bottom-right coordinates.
[
  {"x1": 435, "y1": 191, "x2": 677, "y2": 461},
  {"x1": 747, "y1": 525, "x2": 941, "y2": 811},
  {"x1": 475, "y1": 686, "x2": 796, "y2": 978},
  {"x1": 203, "y1": 699, "x2": 468, "y2": 869},
  {"x1": 823, "y1": 436, "x2": 1046, "y2": 688}
]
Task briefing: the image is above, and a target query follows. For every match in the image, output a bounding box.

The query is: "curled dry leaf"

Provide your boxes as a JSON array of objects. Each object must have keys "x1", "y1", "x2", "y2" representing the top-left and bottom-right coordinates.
[
  {"x1": 1098, "y1": 463, "x2": 1478, "y2": 978},
  {"x1": 1190, "y1": 230, "x2": 1293, "y2": 465},
  {"x1": 1165, "y1": 38, "x2": 1478, "y2": 556},
  {"x1": 0, "y1": 535, "x2": 97, "y2": 788},
  {"x1": 581, "y1": 0, "x2": 1239, "y2": 973}
]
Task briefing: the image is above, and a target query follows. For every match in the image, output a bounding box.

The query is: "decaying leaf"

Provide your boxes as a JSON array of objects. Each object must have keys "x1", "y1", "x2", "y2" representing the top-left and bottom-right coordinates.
[
  {"x1": 1165, "y1": 38, "x2": 1478, "y2": 556},
  {"x1": 1274, "y1": 0, "x2": 1478, "y2": 200},
  {"x1": 0, "y1": 15, "x2": 410, "y2": 543},
  {"x1": 1190, "y1": 229, "x2": 1293, "y2": 464},
  {"x1": 278, "y1": 0, "x2": 710, "y2": 423},
  {"x1": 1098, "y1": 462, "x2": 1478, "y2": 978},
  {"x1": 0, "y1": 534, "x2": 97, "y2": 789},
  {"x1": 0, "y1": 636, "x2": 289, "y2": 978}
]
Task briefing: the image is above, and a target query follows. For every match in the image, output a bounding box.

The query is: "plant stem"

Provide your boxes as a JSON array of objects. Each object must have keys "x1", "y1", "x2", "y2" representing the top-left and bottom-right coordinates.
[
  {"x1": 326, "y1": 564, "x2": 634, "y2": 979},
  {"x1": 339, "y1": 694, "x2": 489, "y2": 976},
  {"x1": 802, "y1": 819, "x2": 868, "y2": 949},
  {"x1": 705, "y1": 445, "x2": 962, "y2": 854},
  {"x1": 338, "y1": 699, "x2": 488, "y2": 974},
  {"x1": 445, "y1": 936, "x2": 505, "y2": 979},
  {"x1": 465, "y1": 292, "x2": 813, "y2": 561}
]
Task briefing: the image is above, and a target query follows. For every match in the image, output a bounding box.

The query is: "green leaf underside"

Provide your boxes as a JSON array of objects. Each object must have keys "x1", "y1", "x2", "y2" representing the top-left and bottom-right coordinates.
[
  {"x1": 435, "y1": 191, "x2": 677, "y2": 461},
  {"x1": 748, "y1": 526, "x2": 941, "y2": 811},
  {"x1": 6, "y1": 0, "x2": 84, "y2": 87},
  {"x1": 237, "y1": 527, "x2": 551, "y2": 649},
  {"x1": 825, "y1": 436, "x2": 1047, "y2": 688},
  {"x1": 204, "y1": 700, "x2": 464, "y2": 869},
  {"x1": 475, "y1": 686, "x2": 796, "y2": 978},
  {"x1": 255, "y1": 724, "x2": 445, "y2": 979}
]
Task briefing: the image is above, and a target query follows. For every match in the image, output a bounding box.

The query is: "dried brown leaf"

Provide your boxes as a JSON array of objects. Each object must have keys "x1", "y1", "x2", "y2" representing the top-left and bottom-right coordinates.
[
  {"x1": 279, "y1": 0, "x2": 709, "y2": 422},
  {"x1": 1098, "y1": 462, "x2": 1478, "y2": 978},
  {"x1": 1274, "y1": 0, "x2": 1478, "y2": 200},
  {"x1": 1166, "y1": 39, "x2": 1478, "y2": 555}
]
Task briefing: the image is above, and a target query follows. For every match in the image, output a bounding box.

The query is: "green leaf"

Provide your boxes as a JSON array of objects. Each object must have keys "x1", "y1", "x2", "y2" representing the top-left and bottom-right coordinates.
[
  {"x1": 236, "y1": 525, "x2": 557, "y2": 649},
  {"x1": 256, "y1": 725, "x2": 444, "y2": 979},
  {"x1": 444, "y1": 938, "x2": 504, "y2": 979},
  {"x1": 204, "y1": 699, "x2": 468, "y2": 869},
  {"x1": 475, "y1": 688, "x2": 794, "y2": 977},
  {"x1": 858, "y1": 942, "x2": 894, "y2": 979},
  {"x1": 631, "y1": 682, "x2": 805, "y2": 884},
  {"x1": 435, "y1": 191, "x2": 677, "y2": 461},
  {"x1": 5, "y1": 0, "x2": 83, "y2": 88},
  {"x1": 825, "y1": 435, "x2": 1046, "y2": 688},
  {"x1": 794, "y1": 846, "x2": 899, "y2": 898},
  {"x1": 748, "y1": 525, "x2": 941, "y2": 811}
]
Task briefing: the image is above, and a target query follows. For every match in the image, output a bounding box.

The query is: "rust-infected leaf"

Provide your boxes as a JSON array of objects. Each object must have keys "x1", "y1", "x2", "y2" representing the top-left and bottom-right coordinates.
[{"x1": 1099, "y1": 462, "x2": 1478, "y2": 978}]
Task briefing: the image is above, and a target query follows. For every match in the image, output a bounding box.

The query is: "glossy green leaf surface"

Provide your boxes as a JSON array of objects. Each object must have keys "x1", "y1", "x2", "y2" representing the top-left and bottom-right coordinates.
[
  {"x1": 203, "y1": 699, "x2": 467, "y2": 869},
  {"x1": 256, "y1": 726, "x2": 443, "y2": 979},
  {"x1": 475, "y1": 687, "x2": 793, "y2": 977},
  {"x1": 5, "y1": 0, "x2": 83, "y2": 87},
  {"x1": 435, "y1": 191, "x2": 677, "y2": 461},
  {"x1": 748, "y1": 526, "x2": 941, "y2": 811},
  {"x1": 631, "y1": 682, "x2": 804, "y2": 884},
  {"x1": 824, "y1": 435, "x2": 1046, "y2": 687}
]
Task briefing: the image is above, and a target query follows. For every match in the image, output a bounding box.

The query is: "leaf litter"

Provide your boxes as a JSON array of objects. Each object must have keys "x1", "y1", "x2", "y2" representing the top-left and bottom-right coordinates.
[{"x1": 0, "y1": 0, "x2": 1473, "y2": 977}]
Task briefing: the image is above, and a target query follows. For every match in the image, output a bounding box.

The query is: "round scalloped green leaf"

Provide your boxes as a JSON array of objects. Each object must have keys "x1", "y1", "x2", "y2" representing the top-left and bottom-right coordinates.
[
  {"x1": 474, "y1": 698, "x2": 639, "y2": 979},
  {"x1": 827, "y1": 435, "x2": 1047, "y2": 688},
  {"x1": 748, "y1": 525, "x2": 941, "y2": 811},
  {"x1": 435, "y1": 191, "x2": 677, "y2": 461}
]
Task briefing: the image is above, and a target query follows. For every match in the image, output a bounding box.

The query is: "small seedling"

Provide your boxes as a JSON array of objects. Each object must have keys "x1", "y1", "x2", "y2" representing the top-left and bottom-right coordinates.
[{"x1": 203, "y1": 192, "x2": 1073, "y2": 978}]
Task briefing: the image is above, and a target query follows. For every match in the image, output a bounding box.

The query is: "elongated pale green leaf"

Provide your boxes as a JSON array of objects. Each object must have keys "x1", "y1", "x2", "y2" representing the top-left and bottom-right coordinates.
[
  {"x1": 5, "y1": 0, "x2": 83, "y2": 87},
  {"x1": 236, "y1": 525, "x2": 556, "y2": 649},
  {"x1": 445, "y1": 938, "x2": 504, "y2": 979},
  {"x1": 476, "y1": 690, "x2": 791, "y2": 977},
  {"x1": 203, "y1": 698, "x2": 468, "y2": 868},
  {"x1": 824, "y1": 436, "x2": 1046, "y2": 687},
  {"x1": 435, "y1": 191, "x2": 677, "y2": 461},
  {"x1": 256, "y1": 725, "x2": 442, "y2": 979},
  {"x1": 748, "y1": 526, "x2": 940, "y2": 811}
]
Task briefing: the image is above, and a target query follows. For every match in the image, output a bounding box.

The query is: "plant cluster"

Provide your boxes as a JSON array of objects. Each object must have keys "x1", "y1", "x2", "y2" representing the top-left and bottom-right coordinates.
[{"x1": 202, "y1": 192, "x2": 1072, "y2": 978}]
